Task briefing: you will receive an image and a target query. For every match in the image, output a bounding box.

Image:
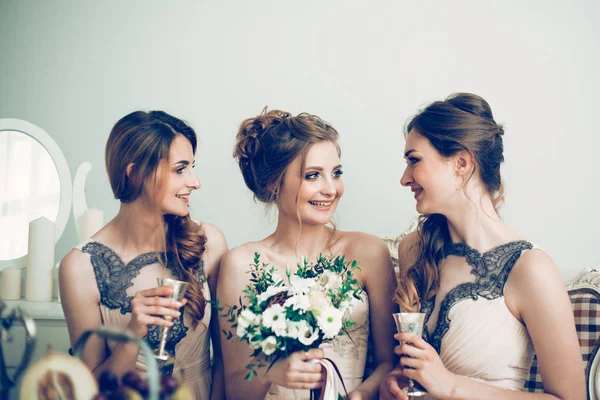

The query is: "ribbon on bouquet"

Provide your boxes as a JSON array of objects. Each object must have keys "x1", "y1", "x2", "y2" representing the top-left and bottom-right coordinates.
[{"x1": 309, "y1": 358, "x2": 349, "y2": 400}]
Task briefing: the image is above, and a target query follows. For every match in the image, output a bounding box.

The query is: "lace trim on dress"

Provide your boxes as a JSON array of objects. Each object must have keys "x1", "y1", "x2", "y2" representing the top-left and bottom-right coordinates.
[
  {"x1": 420, "y1": 240, "x2": 533, "y2": 353},
  {"x1": 331, "y1": 296, "x2": 370, "y2": 360},
  {"x1": 81, "y1": 241, "x2": 206, "y2": 375}
]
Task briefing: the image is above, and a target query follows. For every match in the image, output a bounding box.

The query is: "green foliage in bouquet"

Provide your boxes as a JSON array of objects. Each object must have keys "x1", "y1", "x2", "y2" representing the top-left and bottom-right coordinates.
[{"x1": 221, "y1": 253, "x2": 363, "y2": 380}]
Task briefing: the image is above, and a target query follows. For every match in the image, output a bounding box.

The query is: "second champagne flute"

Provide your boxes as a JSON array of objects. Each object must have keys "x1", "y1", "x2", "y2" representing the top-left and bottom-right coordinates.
[
  {"x1": 393, "y1": 312, "x2": 427, "y2": 397},
  {"x1": 154, "y1": 277, "x2": 189, "y2": 362}
]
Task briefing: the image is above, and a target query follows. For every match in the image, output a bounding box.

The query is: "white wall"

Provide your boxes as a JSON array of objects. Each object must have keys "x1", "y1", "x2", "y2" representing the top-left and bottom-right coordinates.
[{"x1": 1, "y1": 0, "x2": 598, "y2": 280}]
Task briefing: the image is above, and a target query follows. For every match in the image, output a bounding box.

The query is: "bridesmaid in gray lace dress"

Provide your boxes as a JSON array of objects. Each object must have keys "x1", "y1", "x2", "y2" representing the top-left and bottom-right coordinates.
[
  {"x1": 379, "y1": 93, "x2": 584, "y2": 400},
  {"x1": 218, "y1": 109, "x2": 398, "y2": 400},
  {"x1": 59, "y1": 111, "x2": 228, "y2": 399}
]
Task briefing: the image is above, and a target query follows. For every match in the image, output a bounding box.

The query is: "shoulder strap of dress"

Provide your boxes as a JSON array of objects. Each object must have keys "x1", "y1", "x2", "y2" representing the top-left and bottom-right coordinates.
[{"x1": 73, "y1": 240, "x2": 93, "y2": 252}]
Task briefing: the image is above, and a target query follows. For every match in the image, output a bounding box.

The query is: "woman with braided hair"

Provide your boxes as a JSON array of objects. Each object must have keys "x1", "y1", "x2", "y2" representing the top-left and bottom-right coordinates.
[
  {"x1": 218, "y1": 108, "x2": 397, "y2": 399},
  {"x1": 60, "y1": 110, "x2": 228, "y2": 399},
  {"x1": 380, "y1": 93, "x2": 584, "y2": 400}
]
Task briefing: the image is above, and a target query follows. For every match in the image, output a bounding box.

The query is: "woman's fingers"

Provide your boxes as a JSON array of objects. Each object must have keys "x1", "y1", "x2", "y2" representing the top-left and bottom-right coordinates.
[
  {"x1": 304, "y1": 348, "x2": 325, "y2": 360},
  {"x1": 137, "y1": 286, "x2": 174, "y2": 298},
  {"x1": 398, "y1": 343, "x2": 426, "y2": 359},
  {"x1": 399, "y1": 355, "x2": 424, "y2": 370},
  {"x1": 395, "y1": 332, "x2": 428, "y2": 349},
  {"x1": 133, "y1": 294, "x2": 182, "y2": 309},
  {"x1": 146, "y1": 305, "x2": 181, "y2": 318},
  {"x1": 136, "y1": 314, "x2": 174, "y2": 327}
]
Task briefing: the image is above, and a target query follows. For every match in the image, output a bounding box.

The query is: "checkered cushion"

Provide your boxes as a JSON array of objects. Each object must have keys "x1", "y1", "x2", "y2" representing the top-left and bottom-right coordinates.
[{"x1": 524, "y1": 286, "x2": 600, "y2": 394}]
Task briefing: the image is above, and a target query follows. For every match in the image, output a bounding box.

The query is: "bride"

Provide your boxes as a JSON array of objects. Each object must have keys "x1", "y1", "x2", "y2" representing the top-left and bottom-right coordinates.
[{"x1": 217, "y1": 108, "x2": 397, "y2": 399}]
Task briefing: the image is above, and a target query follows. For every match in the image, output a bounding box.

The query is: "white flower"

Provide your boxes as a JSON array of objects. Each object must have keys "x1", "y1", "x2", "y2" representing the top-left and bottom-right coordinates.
[
  {"x1": 317, "y1": 306, "x2": 344, "y2": 339},
  {"x1": 320, "y1": 270, "x2": 342, "y2": 291},
  {"x1": 261, "y1": 336, "x2": 278, "y2": 355},
  {"x1": 289, "y1": 275, "x2": 316, "y2": 295},
  {"x1": 262, "y1": 304, "x2": 286, "y2": 330},
  {"x1": 236, "y1": 308, "x2": 260, "y2": 338},
  {"x1": 297, "y1": 320, "x2": 320, "y2": 346},
  {"x1": 308, "y1": 290, "x2": 330, "y2": 313},
  {"x1": 240, "y1": 309, "x2": 258, "y2": 325},
  {"x1": 257, "y1": 285, "x2": 289, "y2": 304},
  {"x1": 338, "y1": 299, "x2": 353, "y2": 314},
  {"x1": 285, "y1": 320, "x2": 303, "y2": 339},
  {"x1": 283, "y1": 294, "x2": 310, "y2": 313},
  {"x1": 236, "y1": 321, "x2": 248, "y2": 338}
]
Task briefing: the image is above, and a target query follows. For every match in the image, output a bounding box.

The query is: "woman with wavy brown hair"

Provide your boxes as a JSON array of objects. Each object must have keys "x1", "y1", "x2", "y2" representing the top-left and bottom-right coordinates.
[
  {"x1": 379, "y1": 93, "x2": 584, "y2": 400},
  {"x1": 218, "y1": 108, "x2": 397, "y2": 399},
  {"x1": 59, "y1": 110, "x2": 228, "y2": 399}
]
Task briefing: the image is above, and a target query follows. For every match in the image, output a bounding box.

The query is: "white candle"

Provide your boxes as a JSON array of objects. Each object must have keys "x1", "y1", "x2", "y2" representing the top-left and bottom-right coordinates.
[
  {"x1": 25, "y1": 216, "x2": 55, "y2": 302},
  {"x1": 80, "y1": 208, "x2": 104, "y2": 242},
  {"x1": 1, "y1": 266, "x2": 22, "y2": 300}
]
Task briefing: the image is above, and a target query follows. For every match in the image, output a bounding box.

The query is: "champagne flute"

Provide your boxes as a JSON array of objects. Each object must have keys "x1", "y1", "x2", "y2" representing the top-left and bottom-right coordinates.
[
  {"x1": 154, "y1": 277, "x2": 189, "y2": 362},
  {"x1": 393, "y1": 312, "x2": 427, "y2": 397}
]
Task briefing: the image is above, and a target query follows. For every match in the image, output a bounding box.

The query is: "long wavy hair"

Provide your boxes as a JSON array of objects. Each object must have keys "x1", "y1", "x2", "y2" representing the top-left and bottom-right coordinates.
[
  {"x1": 105, "y1": 110, "x2": 207, "y2": 322},
  {"x1": 395, "y1": 93, "x2": 505, "y2": 312}
]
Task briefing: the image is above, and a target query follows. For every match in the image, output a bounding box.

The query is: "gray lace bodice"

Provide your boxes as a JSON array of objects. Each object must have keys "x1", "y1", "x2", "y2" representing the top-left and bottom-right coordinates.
[
  {"x1": 81, "y1": 241, "x2": 206, "y2": 374},
  {"x1": 421, "y1": 240, "x2": 533, "y2": 353}
]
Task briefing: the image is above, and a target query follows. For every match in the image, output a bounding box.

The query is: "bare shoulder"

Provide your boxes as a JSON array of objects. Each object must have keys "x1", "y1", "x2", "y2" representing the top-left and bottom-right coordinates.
[
  {"x1": 201, "y1": 222, "x2": 226, "y2": 244},
  {"x1": 397, "y1": 231, "x2": 420, "y2": 271},
  {"x1": 505, "y1": 248, "x2": 566, "y2": 312},
  {"x1": 220, "y1": 242, "x2": 263, "y2": 274},
  {"x1": 60, "y1": 248, "x2": 94, "y2": 278},
  {"x1": 338, "y1": 231, "x2": 391, "y2": 270},
  {"x1": 199, "y1": 222, "x2": 228, "y2": 275},
  {"x1": 59, "y1": 248, "x2": 100, "y2": 302},
  {"x1": 509, "y1": 248, "x2": 562, "y2": 289}
]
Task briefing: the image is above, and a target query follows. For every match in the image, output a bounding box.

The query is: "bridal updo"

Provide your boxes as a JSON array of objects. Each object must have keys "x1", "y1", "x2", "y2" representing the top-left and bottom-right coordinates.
[{"x1": 233, "y1": 107, "x2": 340, "y2": 203}]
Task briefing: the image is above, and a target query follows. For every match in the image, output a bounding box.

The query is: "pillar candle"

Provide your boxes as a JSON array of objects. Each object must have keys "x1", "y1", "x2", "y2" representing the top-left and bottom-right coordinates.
[
  {"x1": 1, "y1": 266, "x2": 22, "y2": 300},
  {"x1": 80, "y1": 207, "x2": 104, "y2": 242},
  {"x1": 25, "y1": 216, "x2": 55, "y2": 302}
]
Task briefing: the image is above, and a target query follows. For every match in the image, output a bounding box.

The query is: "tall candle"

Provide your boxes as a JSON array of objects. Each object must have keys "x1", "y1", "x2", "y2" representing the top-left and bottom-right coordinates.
[
  {"x1": 1, "y1": 266, "x2": 22, "y2": 300},
  {"x1": 80, "y1": 207, "x2": 104, "y2": 242},
  {"x1": 25, "y1": 216, "x2": 55, "y2": 302}
]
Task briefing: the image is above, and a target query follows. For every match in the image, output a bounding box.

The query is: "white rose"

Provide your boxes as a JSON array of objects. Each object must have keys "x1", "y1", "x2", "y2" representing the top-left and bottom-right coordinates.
[
  {"x1": 261, "y1": 336, "x2": 278, "y2": 355},
  {"x1": 308, "y1": 290, "x2": 330, "y2": 314},
  {"x1": 283, "y1": 294, "x2": 310, "y2": 313},
  {"x1": 320, "y1": 270, "x2": 342, "y2": 291}
]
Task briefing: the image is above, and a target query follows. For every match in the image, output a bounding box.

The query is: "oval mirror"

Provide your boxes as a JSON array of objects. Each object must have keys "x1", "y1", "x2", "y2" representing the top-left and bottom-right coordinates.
[{"x1": 0, "y1": 119, "x2": 72, "y2": 268}]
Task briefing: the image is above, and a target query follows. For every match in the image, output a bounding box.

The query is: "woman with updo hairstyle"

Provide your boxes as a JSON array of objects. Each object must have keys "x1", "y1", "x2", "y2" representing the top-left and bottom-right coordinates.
[
  {"x1": 379, "y1": 94, "x2": 584, "y2": 400},
  {"x1": 59, "y1": 110, "x2": 228, "y2": 399},
  {"x1": 218, "y1": 108, "x2": 398, "y2": 399}
]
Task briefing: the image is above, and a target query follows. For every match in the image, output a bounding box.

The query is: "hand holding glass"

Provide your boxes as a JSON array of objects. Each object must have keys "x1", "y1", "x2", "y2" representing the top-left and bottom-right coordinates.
[
  {"x1": 154, "y1": 277, "x2": 189, "y2": 362},
  {"x1": 393, "y1": 312, "x2": 427, "y2": 397}
]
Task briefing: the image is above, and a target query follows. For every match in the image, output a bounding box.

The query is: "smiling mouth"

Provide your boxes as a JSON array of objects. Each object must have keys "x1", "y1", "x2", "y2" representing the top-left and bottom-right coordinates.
[
  {"x1": 176, "y1": 194, "x2": 189, "y2": 200},
  {"x1": 309, "y1": 201, "x2": 332, "y2": 207},
  {"x1": 412, "y1": 188, "x2": 423, "y2": 199}
]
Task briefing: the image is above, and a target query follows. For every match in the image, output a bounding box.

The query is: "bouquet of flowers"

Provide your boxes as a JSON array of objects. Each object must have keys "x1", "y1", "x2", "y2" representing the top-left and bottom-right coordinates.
[{"x1": 222, "y1": 252, "x2": 363, "y2": 380}]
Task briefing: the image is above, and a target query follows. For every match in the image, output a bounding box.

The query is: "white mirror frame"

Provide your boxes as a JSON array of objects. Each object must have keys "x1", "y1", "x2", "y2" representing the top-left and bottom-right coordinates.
[{"x1": 0, "y1": 118, "x2": 72, "y2": 269}]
